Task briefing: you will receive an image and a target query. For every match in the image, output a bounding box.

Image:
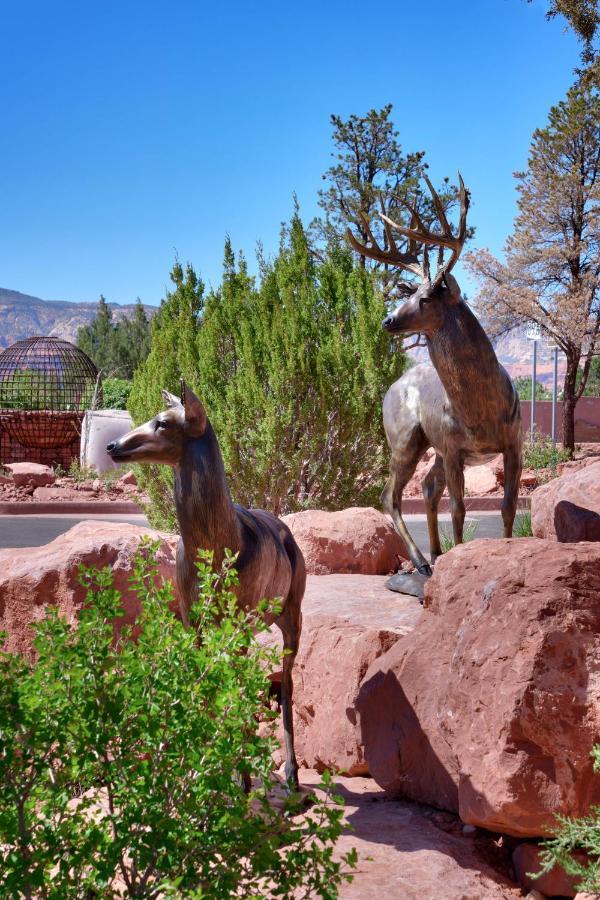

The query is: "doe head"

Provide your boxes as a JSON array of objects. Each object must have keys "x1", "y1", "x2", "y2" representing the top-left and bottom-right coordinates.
[{"x1": 106, "y1": 381, "x2": 207, "y2": 467}]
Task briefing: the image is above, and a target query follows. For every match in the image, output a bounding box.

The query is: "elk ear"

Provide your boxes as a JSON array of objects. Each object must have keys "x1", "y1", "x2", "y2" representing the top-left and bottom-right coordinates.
[
  {"x1": 442, "y1": 273, "x2": 461, "y2": 305},
  {"x1": 161, "y1": 389, "x2": 182, "y2": 409},
  {"x1": 181, "y1": 381, "x2": 207, "y2": 436}
]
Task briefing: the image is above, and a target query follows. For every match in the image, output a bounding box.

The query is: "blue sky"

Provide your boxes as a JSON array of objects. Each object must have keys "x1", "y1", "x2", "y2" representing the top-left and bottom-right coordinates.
[{"x1": 0, "y1": 0, "x2": 581, "y2": 307}]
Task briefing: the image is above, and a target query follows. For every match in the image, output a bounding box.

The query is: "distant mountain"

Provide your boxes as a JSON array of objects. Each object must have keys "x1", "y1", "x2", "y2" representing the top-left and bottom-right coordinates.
[{"x1": 0, "y1": 288, "x2": 156, "y2": 351}]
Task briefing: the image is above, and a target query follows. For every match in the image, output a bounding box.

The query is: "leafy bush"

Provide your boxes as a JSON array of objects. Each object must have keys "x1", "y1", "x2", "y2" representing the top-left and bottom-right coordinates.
[
  {"x1": 439, "y1": 518, "x2": 479, "y2": 553},
  {"x1": 0, "y1": 546, "x2": 355, "y2": 898},
  {"x1": 537, "y1": 744, "x2": 600, "y2": 892},
  {"x1": 102, "y1": 377, "x2": 132, "y2": 410},
  {"x1": 523, "y1": 430, "x2": 571, "y2": 470}
]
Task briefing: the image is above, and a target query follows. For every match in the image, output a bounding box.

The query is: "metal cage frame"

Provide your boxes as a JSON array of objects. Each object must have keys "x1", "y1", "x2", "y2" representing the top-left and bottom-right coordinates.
[{"x1": 0, "y1": 336, "x2": 100, "y2": 451}]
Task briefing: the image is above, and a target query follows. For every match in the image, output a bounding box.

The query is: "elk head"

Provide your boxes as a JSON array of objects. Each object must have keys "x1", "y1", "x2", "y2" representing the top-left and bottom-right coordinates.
[
  {"x1": 347, "y1": 174, "x2": 470, "y2": 340},
  {"x1": 106, "y1": 382, "x2": 207, "y2": 466}
]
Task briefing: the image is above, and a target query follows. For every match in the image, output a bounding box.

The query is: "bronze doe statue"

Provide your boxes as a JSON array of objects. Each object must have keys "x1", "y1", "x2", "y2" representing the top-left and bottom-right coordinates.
[
  {"x1": 348, "y1": 175, "x2": 522, "y2": 578},
  {"x1": 107, "y1": 382, "x2": 305, "y2": 789}
]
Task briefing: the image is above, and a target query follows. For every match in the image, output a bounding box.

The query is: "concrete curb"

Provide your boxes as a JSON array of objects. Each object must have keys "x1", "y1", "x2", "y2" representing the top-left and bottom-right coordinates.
[
  {"x1": 0, "y1": 497, "x2": 530, "y2": 516},
  {"x1": 0, "y1": 501, "x2": 144, "y2": 516}
]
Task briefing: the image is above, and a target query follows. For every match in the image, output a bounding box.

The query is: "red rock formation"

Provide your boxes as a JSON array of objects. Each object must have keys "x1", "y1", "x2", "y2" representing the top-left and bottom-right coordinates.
[
  {"x1": 5, "y1": 461, "x2": 55, "y2": 489},
  {"x1": 356, "y1": 538, "x2": 600, "y2": 837},
  {"x1": 531, "y1": 461, "x2": 600, "y2": 540},
  {"x1": 259, "y1": 575, "x2": 421, "y2": 775},
  {"x1": 0, "y1": 521, "x2": 178, "y2": 657},
  {"x1": 282, "y1": 507, "x2": 407, "y2": 575}
]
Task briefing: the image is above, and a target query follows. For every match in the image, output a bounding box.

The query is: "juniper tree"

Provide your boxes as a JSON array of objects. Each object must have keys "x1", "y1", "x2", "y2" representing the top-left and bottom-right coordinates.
[{"x1": 129, "y1": 214, "x2": 405, "y2": 528}]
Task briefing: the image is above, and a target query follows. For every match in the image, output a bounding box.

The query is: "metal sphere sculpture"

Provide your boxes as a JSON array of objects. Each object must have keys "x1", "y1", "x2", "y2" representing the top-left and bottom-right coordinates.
[{"x1": 0, "y1": 336, "x2": 99, "y2": 449}]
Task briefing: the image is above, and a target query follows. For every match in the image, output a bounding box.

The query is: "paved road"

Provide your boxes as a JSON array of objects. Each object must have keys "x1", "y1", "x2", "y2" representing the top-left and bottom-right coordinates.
[
  {"x1": 0, "y1": 515, "x2": 149, "y2": 548},
  {"x1": 0, "y1": 511, "x2": 506, "y2": 550}
]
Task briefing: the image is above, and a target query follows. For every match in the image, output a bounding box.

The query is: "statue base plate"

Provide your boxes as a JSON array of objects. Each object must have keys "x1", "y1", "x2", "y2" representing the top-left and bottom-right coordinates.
[{"x1": 385, "y1": 571, "x2": 429, "y2": 601}]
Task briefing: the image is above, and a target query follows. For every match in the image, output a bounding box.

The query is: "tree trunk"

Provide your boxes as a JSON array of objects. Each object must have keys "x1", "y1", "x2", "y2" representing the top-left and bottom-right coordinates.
[{"x1": 561, "y1": 357, "x2": 579, "y2": 456}]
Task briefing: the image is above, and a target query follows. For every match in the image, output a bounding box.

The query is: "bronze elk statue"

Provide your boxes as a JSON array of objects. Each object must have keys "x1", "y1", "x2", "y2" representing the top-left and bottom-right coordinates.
[
  {"x1": 106, "y1": 382, "x2": 305, "y2": 789},
  {"x1": 348, "y1": 175, "x2": 522, "y2": 576}
]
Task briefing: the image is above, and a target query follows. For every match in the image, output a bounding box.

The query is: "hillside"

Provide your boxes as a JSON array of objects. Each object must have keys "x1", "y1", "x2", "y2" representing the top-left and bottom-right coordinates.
[{"x1": 0, "y1": 288, "x2": 155, "y2": 351}]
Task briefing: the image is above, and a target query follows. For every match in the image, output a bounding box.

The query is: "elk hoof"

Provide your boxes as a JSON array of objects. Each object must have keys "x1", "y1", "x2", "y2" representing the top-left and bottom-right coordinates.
[{"x1": 417, "y1": 563, "x2": 433, "y2": 577}]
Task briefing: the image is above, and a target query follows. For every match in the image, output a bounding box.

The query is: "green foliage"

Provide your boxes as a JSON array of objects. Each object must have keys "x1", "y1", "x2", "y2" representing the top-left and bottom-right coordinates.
[
  {"x1": 0, "y1": 546, "x2": 355, "y2": 898},
  {"x1": 578, "y1": 357, "x2": 600, "y2": 396},
  {"x1": 513, "y1": 509, "x2": 534, "y2": 537},
  {"x1": 537, "y1": 744, "x2": 600, "y2": 892},
  {"x1": 439, "y1": 519, "x2": 479, "y2": 553},
  {"x1": 523, "y1": 431, "x2": 571, "y2": 470},
  {"x1": 513, "y1": 376, "x2": 552, "y2": 401},
  {"x1": 101, "y1": 377, "x2": 132, "y2": 410},
  {"x1": 77, "y1": 296, "x2": 151, "y2": 380},
  {"x1": 129, "y1": 217, "x2": 406, "y2": 529},
  {"x1": 0, "y1": 368, "x2": 94, "y2": 411}
]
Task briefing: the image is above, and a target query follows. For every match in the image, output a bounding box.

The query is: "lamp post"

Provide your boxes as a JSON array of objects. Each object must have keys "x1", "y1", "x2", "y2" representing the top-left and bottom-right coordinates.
[{"x1": 526, "y1": 322, "x2": 541, "y2": 436}]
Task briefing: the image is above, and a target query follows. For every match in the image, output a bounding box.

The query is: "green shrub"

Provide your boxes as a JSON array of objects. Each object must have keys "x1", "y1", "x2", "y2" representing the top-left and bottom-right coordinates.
[
  {"x1": 513, "y1": 509, "x2": 533, "y2": 537},
  {"x1": 0, "y1": 546, "x2": 355, "y2": 898},
  {"x1": 129, "y1": 218, "x2": 405, "y2": 530},
  {"x1": 523, "y1": 431, "x2": 571, "y2": 470},
  {"x1": 536, "y1": 744, "x2": 600, "y2": 892},
  {"x1": 101, "y1": 377, "x2": 132, "y2": 410},
  {"x1": 439, "y1": 518, "x2": 479, "y2": 553}
]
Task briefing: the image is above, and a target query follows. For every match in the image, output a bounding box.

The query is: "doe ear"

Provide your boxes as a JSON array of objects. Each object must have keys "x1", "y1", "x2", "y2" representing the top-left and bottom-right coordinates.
[
  {"x1": 161, "y1": 389, "x2": 182, "y2": 409},
  {"x1": 181, "y1": 380, "x2": 207, "y2": 436}
]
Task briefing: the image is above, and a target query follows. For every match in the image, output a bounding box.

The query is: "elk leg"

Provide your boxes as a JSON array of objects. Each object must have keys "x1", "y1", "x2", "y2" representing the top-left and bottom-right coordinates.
[
  {"x1": 278, "y1": 611, "x2": 300, "y2": 791},
  {"x1": 382, "y1": 453, "x2": 432, "y2": 577},
  {"x1": 444, "y1": 457, "x2": 466, "y2": 546},
  {"x1": 422, "y1": 454, "x2": 446, "y2": 564},
  {"x1": 502, "y1": 447, "x2": 522, "y2": 537}
]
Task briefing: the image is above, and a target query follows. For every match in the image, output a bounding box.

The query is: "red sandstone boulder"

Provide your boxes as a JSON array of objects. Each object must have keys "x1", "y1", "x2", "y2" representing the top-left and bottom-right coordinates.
[
  {"x1": 356, "y1": 538, "x2": 600, "y2": 837},
  {"x1": 282, "y1": 507, "x2": 407, "y2": 575},
  {"x1": 259, "y1": 575, "x2": 421, "y2": 775},
  {"x1": 5, "y1": 461, "x2": 55, "y2": 489},
  {"x1": 0, "y1": 521, "x2": 179, "y2": 657},
  {"x1": 531, "y1": 461, "x2": 600, "y2": 540},
  {"x1": 512, "y1": 843, "x2": 580, "y2": 897},
  {"x1": 118, "y1": 469, "x2": 137, "y2": 486},
  {"x1": 464, "y1": 462, "x2": 499, "y2": 495}
]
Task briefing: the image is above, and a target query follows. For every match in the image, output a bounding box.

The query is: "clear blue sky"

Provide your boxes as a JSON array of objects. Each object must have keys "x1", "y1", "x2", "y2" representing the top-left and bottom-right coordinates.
[{"x1": 0, "y1": 0, "x2": 581, "y2": 307}]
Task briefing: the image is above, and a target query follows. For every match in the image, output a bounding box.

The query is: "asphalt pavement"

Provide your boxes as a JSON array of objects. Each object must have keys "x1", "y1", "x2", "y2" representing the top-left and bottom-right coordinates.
[{"x1": 0, "y1": 511, "x2": 506, "y2": 551}]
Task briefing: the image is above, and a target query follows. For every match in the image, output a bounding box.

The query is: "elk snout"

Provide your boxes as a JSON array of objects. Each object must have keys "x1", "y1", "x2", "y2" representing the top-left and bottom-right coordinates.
[
  {"x1": 106, "y1": 441, "x2": 118, "y2": 454},
  {"x1": 382, "y1": 315, "x2": 395, "y2": 331}
]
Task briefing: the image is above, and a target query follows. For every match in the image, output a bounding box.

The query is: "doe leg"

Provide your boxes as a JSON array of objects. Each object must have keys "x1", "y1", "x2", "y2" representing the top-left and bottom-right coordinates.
[
  {"x1": 502, "y1": 447, "x2": 522, "y2": 537},
  {"x1": 382, "y1": 460, "x2": 432, "y2": 577},
  {"x1": 278, "y1": 616, "x2": 300, "y2": 791},
  {"x1": 444, "y1": 456, "x2": 466, "y2": 546},
  {"x1": 422, "y1": 454, "x2": 446, "y2": 564}
]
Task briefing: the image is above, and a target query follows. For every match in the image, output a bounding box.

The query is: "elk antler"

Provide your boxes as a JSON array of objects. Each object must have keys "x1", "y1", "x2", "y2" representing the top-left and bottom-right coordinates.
[
  {"x1": 380, "y1": 173, "x2": 470, "y2": 286},
  {"x1": 346, "y1": 199, "x2": 426, "y2": 280},
  {"x1": 346, "y1": 174, "x2": 470, "y2": 287}
]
